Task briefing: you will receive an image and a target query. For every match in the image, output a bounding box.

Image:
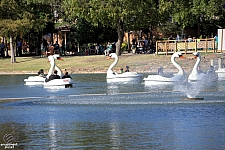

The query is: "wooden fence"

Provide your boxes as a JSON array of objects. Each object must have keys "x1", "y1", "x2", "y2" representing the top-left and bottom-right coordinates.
[{"x1": 155, "y1": 38, "x2": 222, "y2": 55}]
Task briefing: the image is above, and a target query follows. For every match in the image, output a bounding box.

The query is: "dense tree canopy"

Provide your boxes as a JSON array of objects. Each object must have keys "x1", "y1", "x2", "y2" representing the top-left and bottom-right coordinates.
[
  {"x1": 63, "y1": 0, "x2": 163, "y2": 55},
  {"x1": 161, "y1": 0, "x2": 225, "y2": 37},
  {"x1": 0, "y1": 0, "x2": 52, "y2": 63}
]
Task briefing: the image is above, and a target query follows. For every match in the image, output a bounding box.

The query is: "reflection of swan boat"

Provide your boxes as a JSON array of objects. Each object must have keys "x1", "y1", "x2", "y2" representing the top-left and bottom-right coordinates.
[
  {"x1": 43, "y1": 55, "x2": 75, "y2": 88},
  {"x1": 144, "y1": 52, "x2": 186, "y2": 85},
  {"x1": 106, "y1": 53, "x2": 142, "y2": 83}
]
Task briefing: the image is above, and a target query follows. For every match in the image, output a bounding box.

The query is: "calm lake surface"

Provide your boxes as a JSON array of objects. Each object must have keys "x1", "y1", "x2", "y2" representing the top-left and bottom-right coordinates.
[{"x1": 0, "y1": 74, "x2": 225, "y2": 149}]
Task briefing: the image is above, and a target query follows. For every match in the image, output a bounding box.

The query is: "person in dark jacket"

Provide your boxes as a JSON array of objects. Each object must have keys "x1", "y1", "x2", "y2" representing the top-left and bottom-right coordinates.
[
  {"x1": 62, "y1": 72, "x2": 72, "y2": 79},
  {"x1": 46, "y1": 70, "x2": 60, "y2": 82}
]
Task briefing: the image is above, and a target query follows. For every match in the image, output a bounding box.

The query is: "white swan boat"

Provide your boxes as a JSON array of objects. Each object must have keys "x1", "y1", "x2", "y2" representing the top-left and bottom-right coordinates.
[
  {"x1": 188, "y1": 52, "x2": 217, "y2": 82},
  {"x1": 144, "y1": 52, "x2": 186, "y2": 85},
  {"x1": 43, "y1": 55, "x2": 75, "y2": 88},
  {"x1": 24, "y1": 54, "x2": 75, "y2": 88},
  {"x1": 106, "y1": 53, "x2": 142, "y2": 83},
  {"x1": 215, "y1": 58, "x2": 225, "y2": 79}
]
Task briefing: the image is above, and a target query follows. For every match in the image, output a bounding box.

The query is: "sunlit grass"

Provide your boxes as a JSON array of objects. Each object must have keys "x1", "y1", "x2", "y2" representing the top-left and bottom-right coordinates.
[{"x1": 0, "y1": 52, "x2": 219, "y2": 74}]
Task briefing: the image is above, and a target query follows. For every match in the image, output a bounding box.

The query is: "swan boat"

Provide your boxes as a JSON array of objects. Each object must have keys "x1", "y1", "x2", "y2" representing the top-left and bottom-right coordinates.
[
  {"x1": 24, "y1": 55, "x2": 66, "y2": 86},
  {"x1": 43, "y1": 55, "x2": 75, "y2": 88},
  {"x1": 185, "y1": 52, "x2": 218, "y2": 98},
  {"x1": 188, "y1": 52, "x2": 217, "y2": 82},
  {"x1": 107, "y1": 53, "x2": 142, "y2": 83},
  {"x1": 143, "y1": 52, "x2": 186, "y2": 85},
  {"x1": 24, "y1": 54, "x2": 75, "y2": 87},
  {"x1": 215, "y1": 58, "x2": 225, "y2": 79}
]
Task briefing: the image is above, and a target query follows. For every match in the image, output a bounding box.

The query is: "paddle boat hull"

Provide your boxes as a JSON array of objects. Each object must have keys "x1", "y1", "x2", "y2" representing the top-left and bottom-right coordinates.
[
  {"x1": 44, "y1": 78, "x2": 75, "y2": 88},
  {"x1": 107, "y1": 72, "x2": 142, "y2": 83},
  {"x1": 24, "y1": 76, "x2": 46, "y2": 85},
  {"x1": 144, "y1": 74, "x2": 185, "y2": 85},
  {"x1": 215, "y1": 68, "x2": 225, "y2": 79}
]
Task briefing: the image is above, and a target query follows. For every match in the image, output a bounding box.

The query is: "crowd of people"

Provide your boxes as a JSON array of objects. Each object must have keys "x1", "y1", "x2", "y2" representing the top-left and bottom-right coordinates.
[{"x1": 130, "y1": 37, "x2": 156, "y2": 54}]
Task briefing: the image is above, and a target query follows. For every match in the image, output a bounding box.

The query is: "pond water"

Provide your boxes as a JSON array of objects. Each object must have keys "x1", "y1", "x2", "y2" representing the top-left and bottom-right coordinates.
[{"x1": 0, "y1": 74, "x2": 225, "y2": 149}]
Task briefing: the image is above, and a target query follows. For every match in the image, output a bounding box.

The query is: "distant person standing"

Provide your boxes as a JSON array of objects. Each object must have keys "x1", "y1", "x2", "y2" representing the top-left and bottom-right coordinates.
[
  {"x1": 17, "y1": 39, "x2": 22, "y2": 56},
  {"x1": 53, "y1": 41, "x2": 60, "y2": 54},
  {"x1": 61, "y1": 39, "x2": 65, "y2": 55},
  {"x1": 176, "y1": 34, "x2": 181, "y2": 41},
  {"x1": 214, "y1": 34, "x2": 218, "y2": 50},
  {"x1": 43, "y1": 39, "x2": 48, "y2": 54},
  {"x1": 0, "y1": 42, "x2": 5, "y2": 57},
  {"x1": 131, "y1": 38, "x2": 137, "y2": 54}
]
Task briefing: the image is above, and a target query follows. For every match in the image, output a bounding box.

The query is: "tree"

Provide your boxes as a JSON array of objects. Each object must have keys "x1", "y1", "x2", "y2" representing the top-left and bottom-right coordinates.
[
  {"x1": 160, "y1": 0, "x2": 225, "y2": 37},
  {"x1": 67, "y1": 18, "x2": 117, "y2": 46},
  {"x1": 63, "y1": 0, "x2": 162, "y2": 55},
  {"x1": 0, "y1": 0, "x2": 52, "y2": 63}
]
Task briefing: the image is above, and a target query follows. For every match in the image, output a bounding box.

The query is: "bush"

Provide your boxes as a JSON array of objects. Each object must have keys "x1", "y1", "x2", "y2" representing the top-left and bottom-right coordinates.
[{"x1": 121, "y1": 43, "x2": 128, "y2": 52}]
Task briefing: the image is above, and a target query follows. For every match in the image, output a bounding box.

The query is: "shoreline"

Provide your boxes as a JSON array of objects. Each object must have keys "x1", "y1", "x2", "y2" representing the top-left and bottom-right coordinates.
[{"x1": 0, "y1": 52, "x2": 222, "y2": 75}]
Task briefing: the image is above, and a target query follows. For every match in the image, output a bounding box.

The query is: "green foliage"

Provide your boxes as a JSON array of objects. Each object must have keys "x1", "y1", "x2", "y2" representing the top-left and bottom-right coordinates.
[
  {"x1": 0, "y1": 0, "x2": 53, "y2": 37},
  {"x1": 160, "y1": 0, "x2": 225, "y2": 37},
  {"x1": 63, "y1": 0, "x2": 163, "y2": 55},
  {"x1": 121, "y1": 43, "x2": 128, "y2": 52},
  {"x1": 67, "y1": 18, "x2": 117, "y2": 45},
  {"x1": 157, "y1": 21, "x2": 182, "y2": 37}
]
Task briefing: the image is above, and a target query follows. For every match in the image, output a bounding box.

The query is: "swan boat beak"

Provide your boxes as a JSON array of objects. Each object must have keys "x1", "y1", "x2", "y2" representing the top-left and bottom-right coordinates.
[
  {"x1": 47, "y1": 57, "x2": 64, "y2": 62},
  {"x1": 179, "y1": 55, "x2": 186, "y2": 59},
  {"x1": 57, "y1": 57, "x2": 64, "y2": 61},
  {"x1": 107, "y1": 56, "x2": 112, "y2": 60}
]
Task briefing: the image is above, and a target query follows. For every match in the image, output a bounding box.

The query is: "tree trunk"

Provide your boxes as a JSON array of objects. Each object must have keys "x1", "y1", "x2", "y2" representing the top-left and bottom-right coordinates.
[
  {"x1": 10, "y1": 36, "x2": 16, "y2": 63},
  {"x1": 116, "y1": 20, "x2": 123, "y2": 56}
]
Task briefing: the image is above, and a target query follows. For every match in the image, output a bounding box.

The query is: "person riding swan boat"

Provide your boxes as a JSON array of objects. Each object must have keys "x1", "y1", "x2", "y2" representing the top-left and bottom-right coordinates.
[
  {"x1": 44, "y1": 54, "x2": 75, "y2": 88},
  {"x1": 143, "y1": 52, "x2": 186, "y2": 84},
  {"x1": 24, "y1": 68, "x2": 47, "y2": 85},
  {"x1": 106, "y1": 53, "x2": 142, "y2": 83}
]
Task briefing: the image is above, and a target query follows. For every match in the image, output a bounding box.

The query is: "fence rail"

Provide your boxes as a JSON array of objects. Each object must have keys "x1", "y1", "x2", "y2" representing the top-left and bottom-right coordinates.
[{"x1": 155, "y1": 38, "x2": 222, "y2": 55}]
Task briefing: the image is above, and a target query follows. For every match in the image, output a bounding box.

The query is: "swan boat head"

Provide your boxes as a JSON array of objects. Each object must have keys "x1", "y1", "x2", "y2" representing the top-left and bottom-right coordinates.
[
  {"x1": 106, "y1": 53, "x2": 142, "y2": 82},
  {"x1": 144, "y1": 52, "x2": 186, "y2": 84}
]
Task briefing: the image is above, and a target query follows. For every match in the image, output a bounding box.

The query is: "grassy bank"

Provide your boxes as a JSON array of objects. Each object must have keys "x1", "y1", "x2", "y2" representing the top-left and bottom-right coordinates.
[{"x1": 0, "y1": 52, "x2": 221, "y2": 74}]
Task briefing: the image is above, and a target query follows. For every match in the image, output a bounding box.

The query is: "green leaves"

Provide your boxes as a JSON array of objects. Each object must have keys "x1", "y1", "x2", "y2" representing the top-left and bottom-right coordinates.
[{"x1": 0, "y1": 0, "x2": 53, "y2": 37}]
